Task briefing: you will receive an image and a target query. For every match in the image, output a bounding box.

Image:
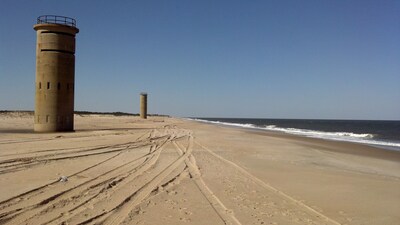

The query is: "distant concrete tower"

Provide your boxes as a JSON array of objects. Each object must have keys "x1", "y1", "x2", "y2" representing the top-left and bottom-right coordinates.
[
  {"x1": 33, "y1": 15, "x2": 79, "y2": 132},
  {"x1": 140, "y1": 92, "x2": 148, "y2": 119}
]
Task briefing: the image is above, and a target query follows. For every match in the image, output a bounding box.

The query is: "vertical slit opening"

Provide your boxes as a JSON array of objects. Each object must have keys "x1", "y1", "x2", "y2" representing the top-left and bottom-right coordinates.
[
  {"x1": 47, "y1": 82, "x2": 50, "y2": 89},
  {"x1": 57, "y1": 82, "x2": 61, "y2": 90}
]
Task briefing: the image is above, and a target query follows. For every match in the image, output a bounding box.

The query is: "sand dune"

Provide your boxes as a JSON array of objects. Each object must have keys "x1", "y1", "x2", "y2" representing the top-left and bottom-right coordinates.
[{"x1": 0, "y1": 114, "x2": 399, "y2": 224}]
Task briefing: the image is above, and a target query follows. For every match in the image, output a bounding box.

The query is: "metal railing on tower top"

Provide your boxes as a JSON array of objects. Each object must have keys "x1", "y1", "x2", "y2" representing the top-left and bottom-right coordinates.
[{"x1": 36, "y1": 15, "x2": 76, "y2": 27}]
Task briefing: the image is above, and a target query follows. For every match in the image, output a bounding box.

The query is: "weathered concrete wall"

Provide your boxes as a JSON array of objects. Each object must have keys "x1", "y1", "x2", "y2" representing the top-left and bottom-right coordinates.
[
  {"x1": 33, "y1": 24, "x2": 79, "y2": 132},
  {"x1": 140, "y1": 93, "x2": 147, "y2": 119}
]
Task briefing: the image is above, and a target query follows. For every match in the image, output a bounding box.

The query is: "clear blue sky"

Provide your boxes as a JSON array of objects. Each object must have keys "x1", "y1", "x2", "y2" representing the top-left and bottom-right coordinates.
[{"x1": 0, "y1": 0, "x2": 399, "y2": 119}]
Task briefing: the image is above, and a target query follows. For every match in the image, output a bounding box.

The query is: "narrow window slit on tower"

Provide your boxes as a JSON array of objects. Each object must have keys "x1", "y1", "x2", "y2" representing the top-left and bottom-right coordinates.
[
  {"x1": 47, "y1": 82, "x2": 50, "y2": 89},
  {"x1": 46, "y1": 115, "x2": 50, "y2": 123},
  {"x1": 39, "y1": 82, "x2": 41, "y2": 89},
  {"x1": 57, "y1": 82, "x2": 61, "y2": 90},
  {"x1": 40, "y1": 49, "x2": 74, "y2": 54}
]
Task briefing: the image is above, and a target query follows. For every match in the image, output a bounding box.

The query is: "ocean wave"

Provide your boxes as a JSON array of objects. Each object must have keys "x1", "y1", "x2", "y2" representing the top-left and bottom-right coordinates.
[
  {"x1": 263, "y1": 125, "x2": 374, "y2": 139},
  {"x1": 189, "y1": 119, "x2": 257, "y2": 129},
  {"x1": 189, "y1": 118, "x2": 400, "y2": 149}
]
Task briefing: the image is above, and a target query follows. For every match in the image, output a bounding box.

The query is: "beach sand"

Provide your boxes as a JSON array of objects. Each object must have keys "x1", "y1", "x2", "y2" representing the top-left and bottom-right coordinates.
[{"x1": 0, "y1": 113, "x2": 399, "y2": 225}]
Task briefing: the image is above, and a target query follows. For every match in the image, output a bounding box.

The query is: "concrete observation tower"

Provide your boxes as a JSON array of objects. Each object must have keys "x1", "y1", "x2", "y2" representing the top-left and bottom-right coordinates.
[
  {"x1": 33, "y1": 15, "x2": 79, "y2": 132},
  {"x1": 140, "y1": 92, "x2": 148, "y2": 119}
]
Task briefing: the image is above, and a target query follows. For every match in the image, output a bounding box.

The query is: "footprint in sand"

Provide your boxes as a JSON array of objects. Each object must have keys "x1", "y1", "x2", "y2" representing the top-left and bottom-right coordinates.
[
  {"x1": 179, "y1": 217, "x2": 191, "y2": 222},
  {"x1": 167, "y1": 190, "x2": 178, "y2": 195}
]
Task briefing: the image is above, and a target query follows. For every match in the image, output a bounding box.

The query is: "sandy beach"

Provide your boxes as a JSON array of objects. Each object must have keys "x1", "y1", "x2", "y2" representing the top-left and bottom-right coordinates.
[{"x1": 0, "y1": 112, "x2": 399, "y2": 225}]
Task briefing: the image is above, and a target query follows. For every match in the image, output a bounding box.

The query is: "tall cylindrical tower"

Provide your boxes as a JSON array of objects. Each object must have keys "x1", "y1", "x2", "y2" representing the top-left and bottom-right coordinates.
[
  {"x1": 140, "y1": 92, "x2": 148, "y2": 119},
  {"x1": 33, "y1": 15, "x2": 79, "y2": 132}
]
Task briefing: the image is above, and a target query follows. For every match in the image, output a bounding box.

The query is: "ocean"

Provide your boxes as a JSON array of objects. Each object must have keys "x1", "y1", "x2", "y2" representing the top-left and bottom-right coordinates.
[{"x1": 190, "y1": 118, "x2": 400, "y2": 151}]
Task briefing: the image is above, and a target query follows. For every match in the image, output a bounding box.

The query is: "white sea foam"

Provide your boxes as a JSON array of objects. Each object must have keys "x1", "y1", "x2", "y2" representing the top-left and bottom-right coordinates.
[
  {"x1": 189, "y1": 118, "x2": 400, "y2": 150},
  {"x1": 262, "y1": 125, "x2": 374, "y2": 139}
]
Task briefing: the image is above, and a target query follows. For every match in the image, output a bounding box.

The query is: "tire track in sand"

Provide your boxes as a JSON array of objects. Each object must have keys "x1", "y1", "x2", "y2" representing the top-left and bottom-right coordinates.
[
  {"x1": 0, "y1": 133, "x2": 170, "y2": 175},
  {"x1": 32, "y1": 141, "x2": 169, "y2": 225},
  {"x1": 52, "y1": 129, "x2": 188, "y2": 224},
  {"x1": 0, "y1": 145, "x2": 154, "y2": 205},
  {"x1": 173, "y1": 139, "x2": 242, "y2": 225},
  {"x1": 195, "y1": 140, "x2": 342, "y2": 225},
  {"x1": 98, "y1": 133, "x2": 195, "y2": 225},
  {"x1": 0, "y1": 148, "x2": 151, "y2": 225},
  {"x1": 0, "y1": 132, "x2": 169, "y2": 224}
]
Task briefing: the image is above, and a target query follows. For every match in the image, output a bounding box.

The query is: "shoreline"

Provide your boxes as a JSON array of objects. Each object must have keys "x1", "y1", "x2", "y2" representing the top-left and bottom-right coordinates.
[
  {"x1": 184, "y1": 118, "x2": 400, "y2": 171},
  {"x1": 188, "y1": 118, "x2": 400, "y2": 152},
  {"x1": 227, "y1": 123, "x2": 400, "y2": 161}
]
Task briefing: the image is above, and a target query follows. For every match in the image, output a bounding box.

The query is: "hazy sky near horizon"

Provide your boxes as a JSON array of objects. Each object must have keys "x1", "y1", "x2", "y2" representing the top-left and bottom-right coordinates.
[{"x1": 0, "y1": 0, "x2": 399, "y2": 119}]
